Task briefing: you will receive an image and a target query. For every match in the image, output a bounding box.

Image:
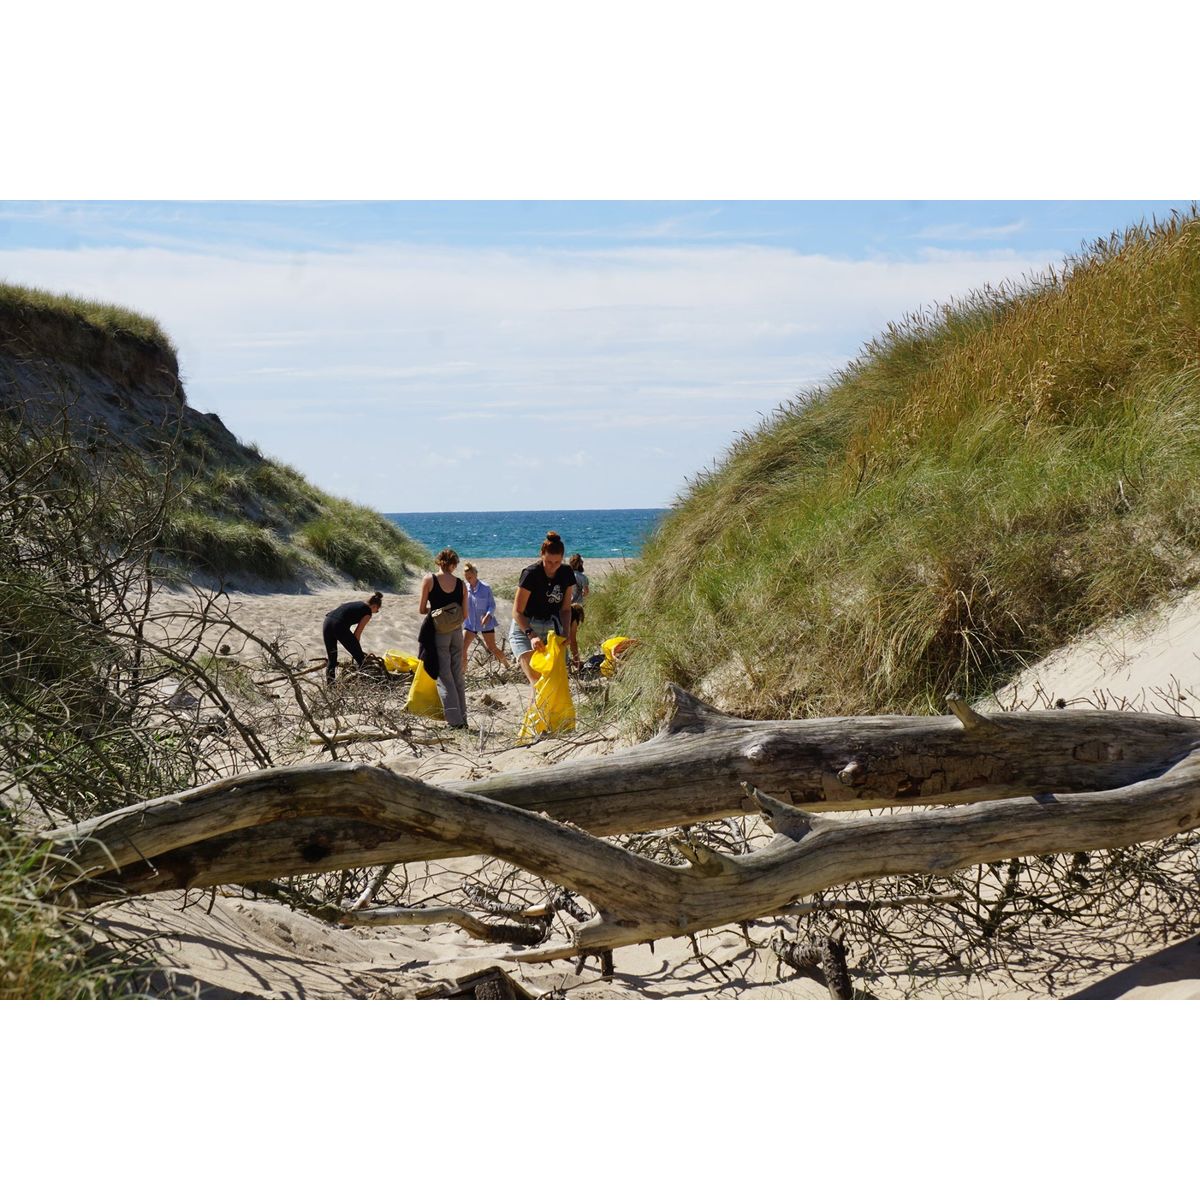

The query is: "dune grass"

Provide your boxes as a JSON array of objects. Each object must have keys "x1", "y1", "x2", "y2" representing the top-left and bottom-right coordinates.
[
  {"x1": 0, "y1": 833, "x2": 129, "y2": 999},
  {"x1": 0, "y1": 279, "x2": 176, "y2": 353},
  {"x1": 164, "y1": 510, "x2": 306, "y2": 582},
  {"x1": 302, "y1": 500, "x2": 430, "y2": 586},
  {"x1": 590, "y1": 209, "x2": 1200, "y2": 722}
]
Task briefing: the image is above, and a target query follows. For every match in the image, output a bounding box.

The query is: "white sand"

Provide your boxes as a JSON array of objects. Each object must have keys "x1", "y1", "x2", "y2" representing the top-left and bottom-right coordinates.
[
  {"x1": 98, "y1": 571, "x2": 1200, "y2": 1000},
  {"x1": 990, "y1": 587, "x2": 1200, "y2": 716}
]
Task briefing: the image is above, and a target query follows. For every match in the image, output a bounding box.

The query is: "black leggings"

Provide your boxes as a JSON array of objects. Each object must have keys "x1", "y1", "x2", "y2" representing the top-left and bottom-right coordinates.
[{"x1": 323, "y1": 621, "x2": 364, "y2": 680}]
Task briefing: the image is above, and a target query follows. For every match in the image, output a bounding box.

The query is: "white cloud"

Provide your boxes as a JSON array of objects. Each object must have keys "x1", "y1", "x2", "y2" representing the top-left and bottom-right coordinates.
[
  {"x1": 0, "y1": 239, "x2": 1064, "y2": 509},
  {"x1": 914, "y1": 220, "x2": 1028, "y2": 241}
]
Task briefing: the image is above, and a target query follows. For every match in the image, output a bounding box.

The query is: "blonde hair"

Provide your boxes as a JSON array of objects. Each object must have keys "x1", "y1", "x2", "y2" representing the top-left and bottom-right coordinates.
[{"x1": 462, "y1": 561, "x2": 477, "y2": 575}]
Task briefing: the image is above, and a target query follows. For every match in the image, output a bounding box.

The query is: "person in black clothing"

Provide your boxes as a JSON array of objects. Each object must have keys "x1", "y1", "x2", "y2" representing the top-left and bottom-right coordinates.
[
  {"x1": 510, "y1": 530, "x2": 576, "y2": 702},
  {"x1": 418, "y1": 547, "x2": 468, "y2": 728},
  {"x1": 323, "y1": 591, "x2": 382, "y2": 682}
]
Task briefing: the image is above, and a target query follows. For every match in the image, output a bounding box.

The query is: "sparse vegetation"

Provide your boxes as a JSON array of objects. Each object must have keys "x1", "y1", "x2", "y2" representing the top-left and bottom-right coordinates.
[
  {"x1": 164, "y1": 509, "x2": 306, "y2": 582},
  {"x1": 592, "y1": 209, "x2": 1200, "y2": 722},
  {"x1": 0, "y1": 832, "x2": 133, "y2": 999},
  {"x1": 302, "y1": 500, "x2": 428, "y2": 587}
]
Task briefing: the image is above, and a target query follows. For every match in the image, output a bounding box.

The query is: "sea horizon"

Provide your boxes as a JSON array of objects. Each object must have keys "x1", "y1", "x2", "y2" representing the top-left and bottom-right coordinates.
[{"x1": 385, "y1": 507, "x2": 667, "y2": 559}]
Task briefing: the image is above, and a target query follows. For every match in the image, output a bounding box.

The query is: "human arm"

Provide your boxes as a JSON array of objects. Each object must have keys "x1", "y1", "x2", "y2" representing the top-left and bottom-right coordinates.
[
  {"x1": 354, "y1": 612, "x2": 371, "y2": 640},
  {"x1": 513, "y1": 586, "x2": 540, "y2": 646},
  {"x1": 418, "y1": 575, "x2": 432, "y2": 615}
]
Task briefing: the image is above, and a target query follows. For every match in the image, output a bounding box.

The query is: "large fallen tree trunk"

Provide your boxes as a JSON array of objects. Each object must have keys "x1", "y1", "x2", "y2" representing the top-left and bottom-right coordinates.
[
  {"x1": 47, "y1": 688, "x2": 1200, "y2": 893},
  {"x1": 41, "y1": 691, "x2": 1200, "y2": 957}
]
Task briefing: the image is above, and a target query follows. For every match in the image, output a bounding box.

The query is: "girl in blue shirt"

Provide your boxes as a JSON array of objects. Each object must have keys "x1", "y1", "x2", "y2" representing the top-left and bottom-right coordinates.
[{"x1": 462, "y1": 562, "x2": 510, "y2": 667}]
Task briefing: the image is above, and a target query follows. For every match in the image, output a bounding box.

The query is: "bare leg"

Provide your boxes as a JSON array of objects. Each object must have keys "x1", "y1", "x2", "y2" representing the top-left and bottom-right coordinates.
[
  {"x1": 462, "y1": 629, "x2": 477, "y2": 668},
  {"x1": 482, "y1": 629, "x2": 508, "y2": 664},
  {"x1": 517, "y1": 650, "x2": 539, "y2": 685}
]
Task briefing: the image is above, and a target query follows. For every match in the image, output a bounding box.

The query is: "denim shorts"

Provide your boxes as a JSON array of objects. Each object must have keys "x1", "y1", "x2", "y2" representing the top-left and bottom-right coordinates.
[{"x1": 509, "y1": 616, "x2": 559, "y2": 657}]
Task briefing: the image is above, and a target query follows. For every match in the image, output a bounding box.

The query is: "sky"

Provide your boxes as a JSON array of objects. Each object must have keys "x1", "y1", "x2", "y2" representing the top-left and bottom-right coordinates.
[{"x1": 0, "y1": 200, "x2": 1193, "y2": 511}]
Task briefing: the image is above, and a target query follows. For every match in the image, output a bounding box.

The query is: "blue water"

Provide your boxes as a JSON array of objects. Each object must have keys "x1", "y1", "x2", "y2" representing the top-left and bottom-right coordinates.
[{"x1": 384, "y1": 508, "x2": 667, "y2": 559}]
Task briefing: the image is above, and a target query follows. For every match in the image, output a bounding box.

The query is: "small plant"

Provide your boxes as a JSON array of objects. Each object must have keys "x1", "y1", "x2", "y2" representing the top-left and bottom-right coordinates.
[{"x1": 0, "y1": 832, "x2": 135, "y2": 999}]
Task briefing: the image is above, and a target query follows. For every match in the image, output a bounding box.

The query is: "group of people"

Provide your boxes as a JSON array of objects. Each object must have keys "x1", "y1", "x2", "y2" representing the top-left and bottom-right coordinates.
[{"x1": 320, "y1": 530, "x2": 591, "y2": 732}]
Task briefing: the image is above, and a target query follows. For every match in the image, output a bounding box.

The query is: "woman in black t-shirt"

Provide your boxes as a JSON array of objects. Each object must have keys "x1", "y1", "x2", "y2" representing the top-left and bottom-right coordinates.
[
  {"x1": 509, "y1": 530, "x2": 576, "y2": 701},
  {"x1": 322, "y1": 590, "x2": 382, "y2": 682}
]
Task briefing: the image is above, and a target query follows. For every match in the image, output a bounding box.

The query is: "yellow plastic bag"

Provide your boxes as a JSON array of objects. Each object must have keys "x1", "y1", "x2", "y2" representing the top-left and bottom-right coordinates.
[
  {"x1": 600, "y1": 635, "x2": 636, "y2": 678},
  {"x1": 518, "y1": 631, "x2": 575, "y2": 742},
  {"x1": 404, "y1": 660, "x2": 444, "y2": 719},
  {"x1": 384, "y1": 651, "x2": 419, "y2": 674}
]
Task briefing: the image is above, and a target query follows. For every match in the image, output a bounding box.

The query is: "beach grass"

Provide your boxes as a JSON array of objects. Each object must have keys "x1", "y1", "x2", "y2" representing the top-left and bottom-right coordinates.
[
  {"x1": 0, "y1": 833, "x2": 129, "y2": 999},
  {"x1": 590, "y1": 208, "x2": 1200, "y2": 722},
  {"x1": 0, "y1": 278, "x2": 176, "y2": 353},
  {"x1": 302, "y1": 499, "x2": 431, "y2": 586}
]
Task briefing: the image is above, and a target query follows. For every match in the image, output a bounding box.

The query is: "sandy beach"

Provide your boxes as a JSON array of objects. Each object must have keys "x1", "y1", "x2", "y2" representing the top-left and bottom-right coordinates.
[
  {"x1": 205, "y1": 556, "x2": 631, "y2": 675},
  {"x1": 106, "y1": 567, "x2": 1200, "y2": 1000}
]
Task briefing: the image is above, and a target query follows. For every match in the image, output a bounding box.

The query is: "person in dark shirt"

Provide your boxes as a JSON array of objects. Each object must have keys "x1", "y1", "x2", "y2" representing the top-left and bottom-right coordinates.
[
  {"x1": 322, "y1": 590, "x2": 382, "y2": 683},
  {"x1": 509, "y1": 530, "x2": 576, "y2": 701},
  {"x1": 567, "y1": 552, "x2": 589, "y2": 668},
  {"x1": 418, "y1": 547, "x2": 469, "y2": 728}
]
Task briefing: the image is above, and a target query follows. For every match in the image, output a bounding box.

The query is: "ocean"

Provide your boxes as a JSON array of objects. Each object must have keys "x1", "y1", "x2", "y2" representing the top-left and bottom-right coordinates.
[{"x1": 384, "y1": 508, "x2": 667, "y2": 559}]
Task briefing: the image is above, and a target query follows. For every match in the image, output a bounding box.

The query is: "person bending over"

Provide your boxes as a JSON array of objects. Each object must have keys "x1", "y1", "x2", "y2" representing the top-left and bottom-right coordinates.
[
  {"x1": 322, "y1": 590, "x2": 382, "y2": 683},
  {"x1": 510, "y1": 530, "x2": 575, "y2": 702}
]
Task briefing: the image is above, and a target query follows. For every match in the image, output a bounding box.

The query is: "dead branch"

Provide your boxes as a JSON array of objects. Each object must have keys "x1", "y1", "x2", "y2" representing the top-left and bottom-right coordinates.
[{"x1": 40, "y1": 692, "x2": 1200, "y2": 959}]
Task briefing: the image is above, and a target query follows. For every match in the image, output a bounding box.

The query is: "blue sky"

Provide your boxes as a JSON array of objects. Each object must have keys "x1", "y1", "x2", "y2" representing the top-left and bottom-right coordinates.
[{"x1": 0, "y1": 200, "x2": 1191, "y2": 510}]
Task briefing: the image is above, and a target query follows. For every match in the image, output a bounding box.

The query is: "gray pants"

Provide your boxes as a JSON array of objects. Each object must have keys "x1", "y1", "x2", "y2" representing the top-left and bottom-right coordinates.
[{"x1": 435, "y1": 627, "x2": 467, "y2": 727}]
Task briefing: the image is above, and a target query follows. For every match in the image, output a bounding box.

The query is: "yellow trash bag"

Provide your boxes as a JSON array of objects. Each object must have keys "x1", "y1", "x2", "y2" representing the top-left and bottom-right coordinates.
[
  {"x1": 404, "y1": 660, "x2": 444, "y2": 719},
  {"x1": 518, "y1": 631, "x2": 576, "y2": 742},
  {"x1": 384, "y1": 651, "x2": 419, "y2": 674},
  {"x1": 600, "y1": 635, "x2": 636, "y2": 678}
]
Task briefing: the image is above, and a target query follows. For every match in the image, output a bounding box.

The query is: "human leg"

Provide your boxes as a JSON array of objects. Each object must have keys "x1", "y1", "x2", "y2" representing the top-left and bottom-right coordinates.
[
  {"x1": 569, "y1": 604, "x2": 584, "y2": 665},
  {"x1": 322, "y1": 624, "x2": 340, "y2": 682},
  {"x1": 435, "y1": 628, "x2": 466, "y2": 726},
  {"x1": 448, "y1": 626, "x2": 467, "y2": 726},
  {"x1": 336, "y1": 628, "x2": 364, "y2": 667},
  {"x1": 462, "y1": 628, "x2": 477, "y2": 668},
  {"x1": 509, "y1": 620, "x2": 538, "y2": 689},
  {"x1": 482, "y1": 629, "x2": 508, "y2": 664}
]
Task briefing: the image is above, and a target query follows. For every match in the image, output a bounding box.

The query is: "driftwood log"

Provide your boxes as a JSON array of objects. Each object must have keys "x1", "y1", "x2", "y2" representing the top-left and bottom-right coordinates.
[{"x1": 43, "y1": 688, "x2": 1200, "y2": 959}]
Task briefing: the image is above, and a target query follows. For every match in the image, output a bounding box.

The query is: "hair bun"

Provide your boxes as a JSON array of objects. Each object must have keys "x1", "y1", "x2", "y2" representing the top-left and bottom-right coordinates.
[{"x1": 546, "y1": 530, "x2": 561, "y2": 541}]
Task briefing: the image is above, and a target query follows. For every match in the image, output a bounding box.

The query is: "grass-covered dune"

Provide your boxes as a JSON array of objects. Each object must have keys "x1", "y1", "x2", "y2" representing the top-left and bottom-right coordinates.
[
  {"x1": 592, "y1": 210, "x2": 1200, "y2": 721},
  {"x1": 0, "y1": 282, "x2": 427, "y2": 586}
]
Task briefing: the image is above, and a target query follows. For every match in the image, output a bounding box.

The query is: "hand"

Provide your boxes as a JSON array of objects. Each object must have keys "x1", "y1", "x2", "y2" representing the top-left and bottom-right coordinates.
[{"x1": 530, "y1": 635, "x2": 543, "y2": 648}]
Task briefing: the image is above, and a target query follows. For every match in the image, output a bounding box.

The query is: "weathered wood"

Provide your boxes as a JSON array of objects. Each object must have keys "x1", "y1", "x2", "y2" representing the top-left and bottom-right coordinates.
[
  {"x1": 50, "y1": 687, "x2": 1200, "y2": 893},
  {"x1": 41, "y1": 688, "x2": 1200, "y2": 958}
]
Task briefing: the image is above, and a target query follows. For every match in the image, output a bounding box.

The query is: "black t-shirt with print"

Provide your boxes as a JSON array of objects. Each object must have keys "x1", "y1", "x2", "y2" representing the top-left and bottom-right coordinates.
[{"x1": 517, "y1": 562, "x2": 577, "y2": 620}]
